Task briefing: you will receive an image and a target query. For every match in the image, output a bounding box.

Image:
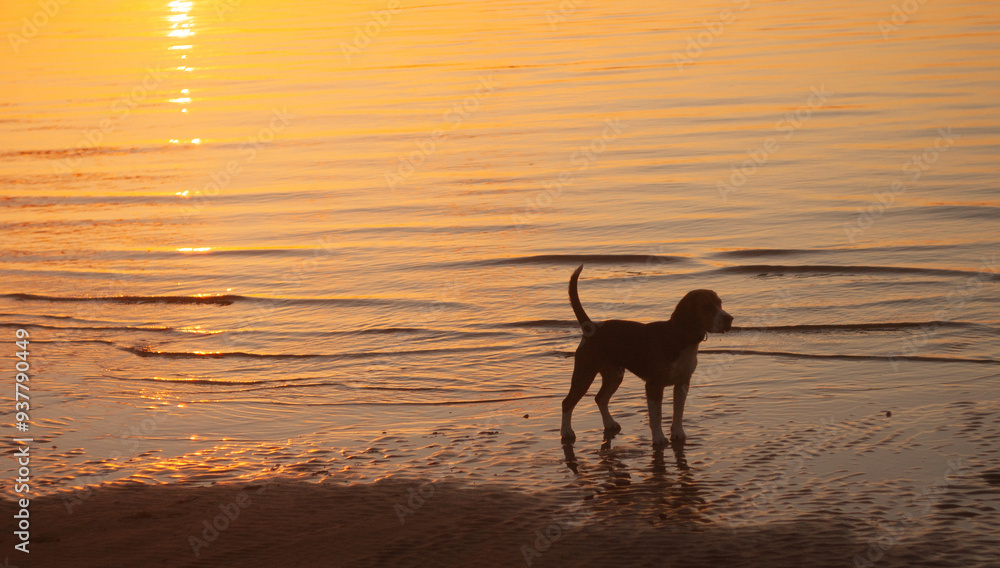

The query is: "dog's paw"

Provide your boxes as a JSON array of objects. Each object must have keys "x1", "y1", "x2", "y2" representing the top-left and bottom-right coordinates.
[
  {"x1": 651, "y1": 433, "x2": 669, "y2": 447},
  {"x1": 560, "y1": 429, "x2": 576, "y2": 443},
  {"x1": 669, "y1": 426, "x2": 687, "y2": 446},
  {"x1": 603, "y1": 420, "x2": 622, "y2": 435}
]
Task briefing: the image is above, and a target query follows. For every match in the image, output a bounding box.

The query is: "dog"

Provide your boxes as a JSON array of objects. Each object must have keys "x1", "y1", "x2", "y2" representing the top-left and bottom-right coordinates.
[{"x1": 560, "y1": 265, "x2": 733, "y2": 446}]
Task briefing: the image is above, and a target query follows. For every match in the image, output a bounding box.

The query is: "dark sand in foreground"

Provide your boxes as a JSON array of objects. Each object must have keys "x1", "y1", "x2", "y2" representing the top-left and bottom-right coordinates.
[{"x1": 5, "y1": 478, "x2": 980, "y2": 568}]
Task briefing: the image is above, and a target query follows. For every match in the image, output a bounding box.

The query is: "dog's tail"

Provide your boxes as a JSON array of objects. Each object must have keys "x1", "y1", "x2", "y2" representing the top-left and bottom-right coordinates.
[{"x1": 568, "y1": 264, "x2": 592, "y2": 328}]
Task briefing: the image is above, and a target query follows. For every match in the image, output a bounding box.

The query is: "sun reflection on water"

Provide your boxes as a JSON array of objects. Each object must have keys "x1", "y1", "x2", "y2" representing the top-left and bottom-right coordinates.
[{"x1": 166, "y1": 0, "x2": 198, "y2": 144}]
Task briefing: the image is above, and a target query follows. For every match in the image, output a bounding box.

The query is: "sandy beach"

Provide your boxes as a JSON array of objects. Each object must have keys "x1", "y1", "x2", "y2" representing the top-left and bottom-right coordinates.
[
  {"x1": 3, "y1": 477, "x2": 973, "y2": 568},
  {"x1": 9, "y1": 438, "x2": 1000, "y2": 568}
]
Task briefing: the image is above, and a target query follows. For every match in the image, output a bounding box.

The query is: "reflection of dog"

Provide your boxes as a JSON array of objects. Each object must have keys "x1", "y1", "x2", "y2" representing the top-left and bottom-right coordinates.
[{"x1": 560, "y1": 265, "x2": 733, "y2": 446}]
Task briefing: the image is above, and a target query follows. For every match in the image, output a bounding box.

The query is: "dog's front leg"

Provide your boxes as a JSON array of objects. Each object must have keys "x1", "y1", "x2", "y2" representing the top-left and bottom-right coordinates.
[
  {"x1": 670, "y1": 382, "x2": 689, "y2": 445},
  {"x1": 645, "y1": 382, "x2": 668, "y2": 446}
]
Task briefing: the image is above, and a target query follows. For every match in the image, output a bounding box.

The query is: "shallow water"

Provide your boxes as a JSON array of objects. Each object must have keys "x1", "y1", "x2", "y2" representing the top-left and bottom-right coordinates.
[{"x1": 2, "y1": 0, "x2": 1000, "y2": 563}]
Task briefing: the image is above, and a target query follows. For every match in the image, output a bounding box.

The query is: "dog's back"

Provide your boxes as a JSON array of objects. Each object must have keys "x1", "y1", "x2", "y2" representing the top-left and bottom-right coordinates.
[{"x1": 583, "y1": 319, "x2": 688, "y2": 382}]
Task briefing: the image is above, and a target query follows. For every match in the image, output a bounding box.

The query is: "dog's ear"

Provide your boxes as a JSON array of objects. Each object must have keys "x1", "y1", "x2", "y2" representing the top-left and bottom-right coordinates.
[{"x1": 671, "y1": 291, "x2": 708, "y2": 343}]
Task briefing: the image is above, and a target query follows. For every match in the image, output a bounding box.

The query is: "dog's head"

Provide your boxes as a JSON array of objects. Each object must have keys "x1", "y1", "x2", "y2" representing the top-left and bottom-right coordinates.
[{"x1": 672, "y1": 289, "x2": 733, "y2": 337}]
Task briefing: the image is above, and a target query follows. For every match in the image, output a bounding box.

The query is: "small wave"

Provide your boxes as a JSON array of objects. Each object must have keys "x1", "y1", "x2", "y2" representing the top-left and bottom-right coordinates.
[
  {"x1": 733, "y1": 321, "x2": 983, "y2": 333},
  {"x1": 216, "y1": 327, "x2": 438, "y2": 337},
  {"x1": 305, "y1": 298, "x2": 471, "y2": 309},
  {"x1": 119, "y1": 345, "x2": 511, "y2": 360},
  {"x1": 357, "y1": 385, "x2": 452, "y2": 391},
  {"x1": 261, "y1": 394, "x2": 559, "y2": 407},
  {"x1": 197, "y1": 383, "x2": 466, "y2": 395},
  {"x1": 129, "y1": 377, "x2": 271, "y2": 386},
  {"x1": 702, "y1": 349, "x2": 999, "y2": 365},
  {"x1": 5, "y1": 323, "x2": 435, "y2": 338},
  {"x1": 0, "y1": 322, "x2": 184, "y2": 334},
  {"x1": 1, "y1": 143, "x2": 185, "y2": 160},
  {"x1": 344, "y1": 327, "x2": 430, "y2": 335},
  {"x1": 714, "y1": 244, "x2": 998, "y2": 259},
  {"x1": 2, "y1": 194, "x2": 179, "y2": 207},
  {"x1": 29, "y1": 338, "x2": 117, "y2": 347},
  {"x1": 213, "y1": 327, "x2": 439, "y2": 338},
  {"x1": 478, "y1": 254, "x2": 687, "y2": 266},
  {"x1": 713, "y1": 249, "x2": 831, "y2": 259},
  {"x1": 2, "y1": 293, "x2": 469, "y2": 310},
  {"x1": 120, "y1": 346, "x2": 316, "y2": 359},
  {"x1": 218, "y1": 381, "x2": 346, "y2": 393},
  {"x1": 385, "y1": 394, "x2": 558, "y2": 406},
  {"x1": 169, "y1": 247, "x2": 343, "y2": 258},
  {"x1": 913, "y1": 204, "x2": 1000, "y2": 221},
  {"x1": 3, "y1": 293, "x2": 242, "y2": 306},
  {"x1": 713, "y1": 264, "x2": 1000, "y2": 280},
  {"x1": 497, "y1": 319, "x2": 578, "y2": 329},
  {"x1": 0, "y1": 172, "x2": 173, "y2": 188}
]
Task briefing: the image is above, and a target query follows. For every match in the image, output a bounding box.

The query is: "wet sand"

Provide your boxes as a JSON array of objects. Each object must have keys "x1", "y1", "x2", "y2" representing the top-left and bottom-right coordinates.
[
  {"x1": 1, "y1": 479, "x2": 867, "y2": 567},
  {"x1": 9, "y1": 468, "x2": 998, "y2": 568},
  {"x1": 8, "y1": 356, "x2": 1000, "y2": 567}
]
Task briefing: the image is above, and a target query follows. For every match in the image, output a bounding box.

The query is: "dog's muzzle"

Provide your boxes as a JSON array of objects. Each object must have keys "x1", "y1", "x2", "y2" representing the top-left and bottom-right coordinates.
[{"x1": 714, "y1": 310, "x2": 734, "y2": 333}]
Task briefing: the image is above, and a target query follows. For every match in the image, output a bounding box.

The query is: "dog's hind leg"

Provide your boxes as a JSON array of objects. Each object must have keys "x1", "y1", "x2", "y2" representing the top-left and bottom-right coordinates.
[
  {"x1": 561, "y1": 350, "x2": 599, "y2": 443},
  {"x1": 595, "y1": 366, "x2": 624, "y2": 435}
]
